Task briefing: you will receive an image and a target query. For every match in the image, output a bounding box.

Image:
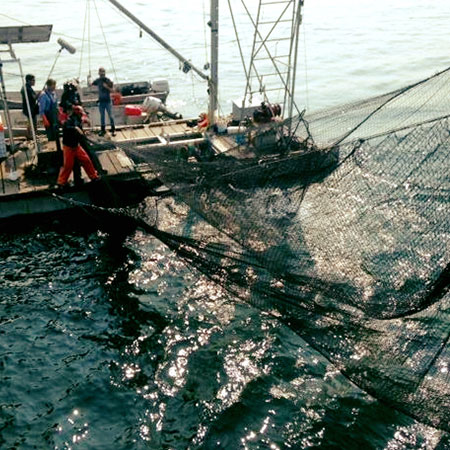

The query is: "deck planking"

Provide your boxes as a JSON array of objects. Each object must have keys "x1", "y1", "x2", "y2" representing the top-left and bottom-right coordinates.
[
  {"x1": 110, "y1": 120, "x2": 198, "y2": 145},
  {"x1": 1, "y1": 119, "x2": 198, "y2": 200},
  {"x1": 1, "y1": 147, "x2": 139, "y2": 199}
]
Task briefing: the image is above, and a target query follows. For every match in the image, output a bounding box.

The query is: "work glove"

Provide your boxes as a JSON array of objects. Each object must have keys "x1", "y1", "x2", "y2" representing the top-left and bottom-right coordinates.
[{"x1": 42, "y1": 115, "x2": 50, "y2": 128}]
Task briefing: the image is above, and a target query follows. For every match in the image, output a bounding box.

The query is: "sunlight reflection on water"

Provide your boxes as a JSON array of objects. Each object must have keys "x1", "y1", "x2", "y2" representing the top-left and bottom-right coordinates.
[{"x1": 1, "y1": 1, "x2": 449, "y2": 447}]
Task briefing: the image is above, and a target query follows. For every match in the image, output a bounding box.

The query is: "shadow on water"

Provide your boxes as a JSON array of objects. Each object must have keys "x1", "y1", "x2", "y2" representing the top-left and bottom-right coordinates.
[
  {"x1": 0, "y1": 214, "x2": 170, "y2": 448},
  {"x1": 117, "y1": 194, "x2": 450, "y2": 445},
  {"x1": 1, "y1": 189, "x2": 449, "y2": 448}
]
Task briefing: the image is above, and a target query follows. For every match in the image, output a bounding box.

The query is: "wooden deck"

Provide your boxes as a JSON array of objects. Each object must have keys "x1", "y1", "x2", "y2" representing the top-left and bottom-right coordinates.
[
  {"x1": 0, "y1": 119, "x2": 208, "y2": 222},
  {"x1": 111, "y1": 119, "x2": 201, "y2": 145},
  {"x1": 109, "y1": 119, "x2": 255, "y2": 158},
  {"x1": 0, "y1": 134, "x2": 153, "y2": 222},
  {"x1": 210, "y1": 135, "x2": 238, "y2": 154},
  {"x1": 0, "y1": 143, "x2": 137, "y2": 198}
]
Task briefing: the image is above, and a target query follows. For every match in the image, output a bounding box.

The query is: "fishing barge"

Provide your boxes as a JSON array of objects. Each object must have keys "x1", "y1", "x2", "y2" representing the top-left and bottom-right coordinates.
[{"x1": 0, "y1": 138, "x2": 156, "y2": 225}]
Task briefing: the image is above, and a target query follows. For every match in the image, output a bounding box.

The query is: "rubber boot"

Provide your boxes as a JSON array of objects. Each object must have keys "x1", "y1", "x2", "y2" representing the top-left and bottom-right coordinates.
[{"x1": 73, "y1": 160, "x2": 84, "y2": 187}]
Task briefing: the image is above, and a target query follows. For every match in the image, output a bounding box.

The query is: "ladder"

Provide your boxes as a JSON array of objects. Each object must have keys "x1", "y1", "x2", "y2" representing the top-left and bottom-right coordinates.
[{"x1": 239, "y1": 0, "x2": 304, "y2": 121}]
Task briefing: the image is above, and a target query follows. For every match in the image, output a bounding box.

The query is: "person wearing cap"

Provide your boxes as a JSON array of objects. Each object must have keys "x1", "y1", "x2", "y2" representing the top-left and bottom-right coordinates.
[
  {"x1": 56, "y1": 105, "x2": 99, "y2": 188},
  {"x1": 91, "y1": 67, "x2": 116, "y2": 136}
]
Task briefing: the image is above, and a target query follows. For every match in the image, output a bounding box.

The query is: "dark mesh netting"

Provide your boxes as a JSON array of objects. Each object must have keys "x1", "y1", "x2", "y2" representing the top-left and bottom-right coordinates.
[{"x1": 114, "y1": 66, "x2": 450, "y2": 430}]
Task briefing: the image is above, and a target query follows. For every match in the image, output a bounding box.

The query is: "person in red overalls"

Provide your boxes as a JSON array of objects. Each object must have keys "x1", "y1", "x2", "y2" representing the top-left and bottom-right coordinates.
[{"x1": 57, "y1": 105, "x2": 99, "y2": 188}]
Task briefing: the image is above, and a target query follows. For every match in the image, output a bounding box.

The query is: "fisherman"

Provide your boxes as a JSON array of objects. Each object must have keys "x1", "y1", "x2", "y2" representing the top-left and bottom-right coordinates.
[
  {"x1": 142, "y1": 95, "x2": 182, "y2": 122},
  {"x1": 56, "y1": 105, "x2": 99, "y2": 189},
  {"x1": 91, "y1": 67, "x2": 116, "y2": 136},
  {"x1": 38, "y1": 78, "x2": 62, "y2": 157},
  {"x1": 59, "y1": 80, "x2": 83, "y2": 128},
  {"x1": 76, "y1": 106, "x2": 107, "y2": 178},
  {"x1": 61, "y1": 84, "x2": 105, "y2": 184},
  {"x1": 252, "y1": 102, "x2": 282, "y2": 124},
  {"x1": 20, "y1": 74, "x2": 39, "y2": 139},
  {"x1": 60, "y1": 80, "x2": 82, "y2": 114}
]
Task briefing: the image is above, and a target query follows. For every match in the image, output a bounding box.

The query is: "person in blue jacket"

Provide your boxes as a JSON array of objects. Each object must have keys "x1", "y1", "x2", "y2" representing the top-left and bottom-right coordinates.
[{"x1": 38, "y1": 78, "x2": 62, "y2": 155}]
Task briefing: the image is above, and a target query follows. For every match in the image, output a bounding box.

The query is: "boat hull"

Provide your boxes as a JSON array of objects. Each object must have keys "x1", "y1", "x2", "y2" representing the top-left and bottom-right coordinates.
[
  {"x1": 0, "y1": 140, "x2": 157, "y2": 229},
  {"x1": 3, "y1": 80, "x2": 169, "y2": 134},
  {"x1": 0, "y1": 175, "x2": 150, "y2": 220},
  {"x1": 5, "y1": 97, "x2": 167, "y2": 136}
]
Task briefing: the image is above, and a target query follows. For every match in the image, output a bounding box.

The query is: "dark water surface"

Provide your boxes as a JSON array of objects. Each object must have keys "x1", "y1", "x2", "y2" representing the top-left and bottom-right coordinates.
[
  {"x1": 1, "y1": 209, "x2": 447, "y2": 449},
  {"x1": 1, "y1": 0, "x2": 449, "y2": 447}
]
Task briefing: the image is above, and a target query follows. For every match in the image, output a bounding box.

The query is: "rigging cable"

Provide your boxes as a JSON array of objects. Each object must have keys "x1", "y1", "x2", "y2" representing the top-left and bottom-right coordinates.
[
  {"x1": 302, "y1": 18, "x2": 310, "y2": 111},
  {"x1": 202, "y1": 0, "x2": 209, "y2": 68},
  {"x1": 93, "y1": 0, "x2": 119, "y2": 84},
  {"x1": 88, "y1": 0, "x2": 92, "y2": 81},
  {"x1": 227, "y1": 0, "x2": 249, "y2": 83},
  {"x1": 78, "y1": 0, "x2": 90, "y2": 81},
  {"x1": 332, "y1": 65, "x2": 450, "y2": 147}
]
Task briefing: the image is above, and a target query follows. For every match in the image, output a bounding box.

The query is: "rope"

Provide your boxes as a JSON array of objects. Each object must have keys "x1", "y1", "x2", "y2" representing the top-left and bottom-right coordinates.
[
  {"x1": 302, "y1": 20, "x2": 309, "y2": 111},
  {"x1": 78, "y1": 0, "x2": 90, "y2": 80},
  {"x1": 93, "y1": 0, "x2": 119, "y2": 84},
  {"x1": 88, "y1": 0, "x2": 92, "y2": 78},
  {"x1": 202, "y1": 0, "x2": 209, "y2": 66},
  {"x1": 0, "y1": 13, "x2": 28, "y2": 23},
  {"x1": 227, "y1": 0, "x2": 249, "y2": 82},
  {"x1": 332, "y1": 65, "x2": 450, "y2": 147}
]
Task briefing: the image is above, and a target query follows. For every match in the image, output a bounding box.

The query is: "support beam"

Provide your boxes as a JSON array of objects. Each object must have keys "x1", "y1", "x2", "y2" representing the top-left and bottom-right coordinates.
[{"x1": 208, "y1": 0, "x2": 219, "y2": 126}]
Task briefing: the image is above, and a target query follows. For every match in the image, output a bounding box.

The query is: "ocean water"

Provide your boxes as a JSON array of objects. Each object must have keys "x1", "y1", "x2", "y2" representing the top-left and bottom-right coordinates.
[
  {"x1": 1, "y1": 1, "x2": 450, "y2": 449},
  {"x1": 1, "y1": 0, "x2": 449, "y2": 115}
]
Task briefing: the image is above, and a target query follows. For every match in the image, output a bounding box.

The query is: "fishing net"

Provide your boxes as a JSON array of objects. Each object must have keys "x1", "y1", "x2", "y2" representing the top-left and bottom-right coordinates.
[{"x1": 113, "y1": 66, "x2": 450, "y2": 431}]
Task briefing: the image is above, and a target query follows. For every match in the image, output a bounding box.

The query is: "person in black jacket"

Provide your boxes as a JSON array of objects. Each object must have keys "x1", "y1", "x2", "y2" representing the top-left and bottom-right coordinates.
[
  {"x1": 56, "y1": 106, "x2": 99, "y2": 188},
  {"x1": 60, "y1": 81, "x2": 82, "y2": 113},
  {"x1": 20, "y1": 74, "x2": 39, "y2": 139}
]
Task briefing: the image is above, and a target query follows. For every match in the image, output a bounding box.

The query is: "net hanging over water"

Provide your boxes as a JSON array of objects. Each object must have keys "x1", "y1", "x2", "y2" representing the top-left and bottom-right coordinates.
[{"x1": 114, "y1": 66, "x2": 450, "y2": 431}]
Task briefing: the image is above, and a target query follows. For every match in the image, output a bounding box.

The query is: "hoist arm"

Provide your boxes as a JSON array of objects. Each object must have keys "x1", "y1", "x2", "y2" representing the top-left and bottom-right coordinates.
[{"x1": 107, "y1": 0, "x2": 209, "y2": 81}]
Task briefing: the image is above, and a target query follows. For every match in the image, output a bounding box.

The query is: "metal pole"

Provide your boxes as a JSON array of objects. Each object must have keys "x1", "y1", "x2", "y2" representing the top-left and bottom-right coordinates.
[
  {"x1": 45, "y1": 48, "x2": 62, "y2": 88},
  {"x1": 208, "y1": 0, "x2": 219, "y2": 126},
  {"x1": 287, "y1": 0, "x2": 303, "y2": 126},
  {"x1": 0, "y1": 61, "x2": 16, "y2": 154},
  {"x1": 17, "y1": 59, "x2": 40, "y2": 153},
  {"x1": 107, "y1": 0, "x2": 209, "y2": 81}
]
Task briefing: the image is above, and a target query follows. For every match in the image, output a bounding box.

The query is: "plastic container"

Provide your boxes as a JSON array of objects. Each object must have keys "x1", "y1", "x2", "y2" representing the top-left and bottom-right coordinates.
[{"x1": 124, "y1": 105, "x2": 143, "y2": 116}]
